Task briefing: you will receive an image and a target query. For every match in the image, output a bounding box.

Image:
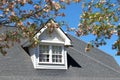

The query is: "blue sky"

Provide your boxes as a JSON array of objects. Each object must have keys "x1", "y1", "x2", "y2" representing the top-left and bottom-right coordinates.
[{"x1": 56, "y1": 2, "x2": 120, "y2": 65}]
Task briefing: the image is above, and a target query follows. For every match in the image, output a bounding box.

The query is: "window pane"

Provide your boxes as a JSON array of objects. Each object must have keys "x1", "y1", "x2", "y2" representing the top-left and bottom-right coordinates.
[
  {"x1": 39, "y1": 45, "x2": 49, "y2": 62},
  {"x1": 52, "y1": 46, "x2": 62, "y2": 63}
]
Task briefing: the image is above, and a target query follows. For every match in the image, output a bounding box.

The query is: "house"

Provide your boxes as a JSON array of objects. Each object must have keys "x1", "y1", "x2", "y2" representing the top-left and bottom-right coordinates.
[{"x1": 0, "y1": 19, "x2": 120, "y2": 80}]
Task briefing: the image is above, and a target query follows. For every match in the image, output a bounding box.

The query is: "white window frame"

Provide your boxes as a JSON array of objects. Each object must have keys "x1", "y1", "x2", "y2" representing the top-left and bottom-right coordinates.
[
  {"x1": 37, "y1": 43, "x2": 65, "y2": 65},
  {"x1": 38, "y1": 45, "x2": 50, "y2": 63}
]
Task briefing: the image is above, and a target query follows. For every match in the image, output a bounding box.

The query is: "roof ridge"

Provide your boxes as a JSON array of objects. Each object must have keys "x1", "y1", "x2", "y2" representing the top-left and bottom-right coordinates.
[{"x1": 70, "y1": 47, "x2": 120, "y2": 74}]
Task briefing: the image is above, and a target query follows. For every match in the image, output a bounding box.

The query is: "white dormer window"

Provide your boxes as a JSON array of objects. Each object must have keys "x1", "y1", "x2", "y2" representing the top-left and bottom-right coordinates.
[
  {"x1": 28, "y1": 19, "x2": 71, "y2": 69},
  {"x1": 38, "y1": 45, "x2": 64, "y2": 64}
]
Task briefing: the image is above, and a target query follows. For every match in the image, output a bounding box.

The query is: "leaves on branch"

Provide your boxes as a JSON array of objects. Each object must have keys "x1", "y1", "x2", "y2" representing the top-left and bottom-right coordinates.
[{"x1": 0, "y1": 0, "x2": 119, "y2": 55}]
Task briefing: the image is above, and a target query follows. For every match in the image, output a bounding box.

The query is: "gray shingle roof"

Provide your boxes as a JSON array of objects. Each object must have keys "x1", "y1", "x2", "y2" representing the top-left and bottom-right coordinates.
[{"x1": 0, "y1": 32, "x2": 120, "y2": 80}]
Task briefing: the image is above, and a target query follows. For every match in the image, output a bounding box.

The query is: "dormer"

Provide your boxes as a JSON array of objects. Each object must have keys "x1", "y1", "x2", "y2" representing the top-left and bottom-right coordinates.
[{"x1": 28, "y1": 19, "x2": 71, "y2": 69}]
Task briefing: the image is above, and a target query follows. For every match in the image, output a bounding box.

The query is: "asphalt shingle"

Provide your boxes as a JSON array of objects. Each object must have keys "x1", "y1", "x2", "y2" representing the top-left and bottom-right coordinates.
[{"x1": 0, "y1": 33, "x2": 120, "y2": 80}]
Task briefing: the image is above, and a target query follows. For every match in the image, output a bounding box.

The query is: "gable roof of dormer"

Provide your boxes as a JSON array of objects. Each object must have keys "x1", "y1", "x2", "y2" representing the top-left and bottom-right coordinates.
[{"x1": 22, "y1": 19, "x2": 71, "y2": 47}]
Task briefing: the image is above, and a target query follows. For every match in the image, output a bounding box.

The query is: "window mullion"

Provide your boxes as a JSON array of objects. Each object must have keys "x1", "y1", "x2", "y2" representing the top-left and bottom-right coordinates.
[{"x1": 49, "y1": 45, "x2": 52, "y2": 63}]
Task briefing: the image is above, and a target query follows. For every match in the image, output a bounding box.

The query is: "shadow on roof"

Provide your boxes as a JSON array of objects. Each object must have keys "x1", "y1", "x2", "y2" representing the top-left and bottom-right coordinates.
[{"x1": 67, "y1": 54, "x2": 82, "y2": 68}]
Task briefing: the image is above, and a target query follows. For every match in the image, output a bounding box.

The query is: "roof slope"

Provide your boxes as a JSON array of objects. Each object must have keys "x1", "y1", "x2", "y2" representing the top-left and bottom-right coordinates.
[
  {"x1": 0, "y1": 34, "x2": 120, "y2": 80},
  {"x1": 67, "y1": 34, "x2": 120, "y2": 72}
]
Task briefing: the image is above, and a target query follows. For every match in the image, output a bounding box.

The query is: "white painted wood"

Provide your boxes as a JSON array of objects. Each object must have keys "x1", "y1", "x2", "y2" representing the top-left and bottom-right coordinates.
[
  {"x1": 35, "y1": 50, "x2": 68, "y2": 69},
  {"x1": 28, "y1": 19, "x2": 71, "y2": 69},
  {"x1": 29, "y1": 46, "x2": 37, "y2": 68},
  {"x1": 39, "y1": 28, "x2": 64, "y2": 43},
  {"x1": 40, "y1": 40, "x2": 64, "y2": 44},
  {"x1": 35, "y1": 46, "x2": 68, "y2": 69},
  {"x1": 38, "y1": 27, "x2": 71, "y2": 46},
  {"x1": 23, "y1": 20, "x2": 71, "y2": 47},
  {"x1": 30, "y1": 46, "x2": 68, "y2": 69},
  {"x1": 49, "y1": 45, "x2": 52, "y2": 63},
  {"x1": 64, "y1": 51, "x2": 68, "y2": 69},
  {"x1": 36, "y1": 64, "x2": 67, "y2": 69}
]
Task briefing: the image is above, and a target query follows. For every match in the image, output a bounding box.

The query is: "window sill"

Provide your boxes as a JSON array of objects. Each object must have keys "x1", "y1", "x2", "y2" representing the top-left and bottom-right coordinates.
[{"x1": 38, "y1": 62, "x2": 64, "y2": 65}]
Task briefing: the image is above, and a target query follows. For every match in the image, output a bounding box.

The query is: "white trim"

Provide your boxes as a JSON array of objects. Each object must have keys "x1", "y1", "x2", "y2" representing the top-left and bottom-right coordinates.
[
  {"x1": 64, "y1": 51, "x2": 68, "y2": 69},
  {"x1": 38, "y1": 44, "x2": 64, "y2": 64},
  {"x1": 29, "y1": 46, "x2": 68, "y2": 69},
  {"x1": 22, "y1": 20, "x2": 71, "y2": 47},
  {"x1": 33, "y1": 43, "x2": 68, "y2": 69},
  {"x1": 36, "y1": 24, "x2": 71, "y2": 46},
  {"x1": 35, "y1": 64, "x2": 67, "y2": 70},
  {"x1": 36, "y1": 26, "x2": 47, "y2": 39},
  {"x1": 29, "y1": 20, "x2": 71, "y2": 69},
  {"x1": 35, "y1": 50, "x2": 68, "y2": 70},
  {"x1": 40, "y1": 40, "x2": 64, "y2": 44},
  {"x1": 49, "y1": 45, "x2": 52, "y2": 63},
  {"x1": 56, "y1": 28, "x2": 71, "y2": 45}
]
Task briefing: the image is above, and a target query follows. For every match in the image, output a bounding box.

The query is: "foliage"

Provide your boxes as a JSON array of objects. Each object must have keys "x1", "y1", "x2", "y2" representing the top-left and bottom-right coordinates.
[
  {"x1": 0, "y1": 0, "x2": 119, "y2": 55},
  {"x1": 76, "y1": 0, "x2": 120, "y2": 55}
]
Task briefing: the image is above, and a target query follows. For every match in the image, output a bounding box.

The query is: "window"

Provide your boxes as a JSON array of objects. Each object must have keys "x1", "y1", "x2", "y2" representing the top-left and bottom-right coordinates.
[
  {"x1": 39, "y1": 45, "x2": 64, "y2": 64},
  {"x1": 52, "y1": 46, "x2": 62, "y2": 63},
  {"x1": 39, "y1": 45, "x2": 49, "y2": 62}
]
